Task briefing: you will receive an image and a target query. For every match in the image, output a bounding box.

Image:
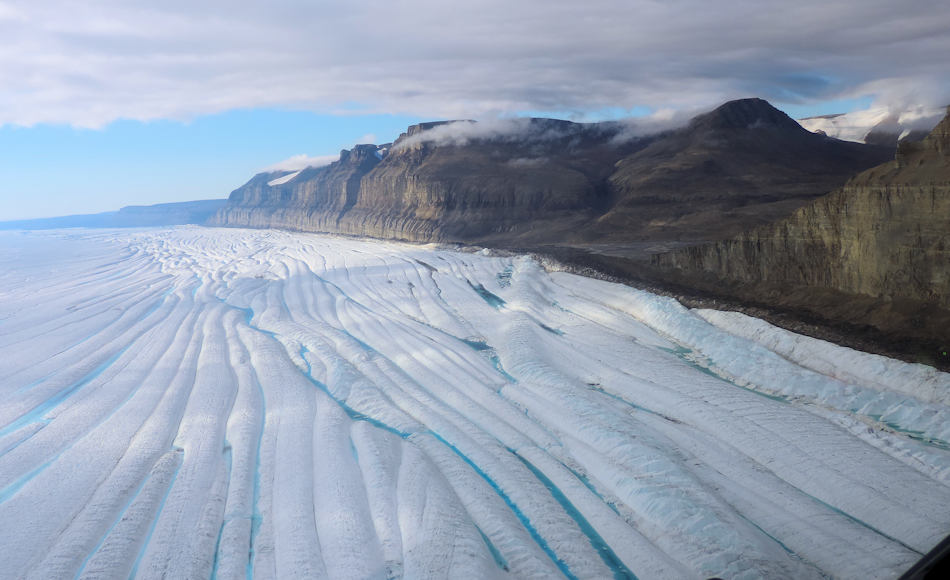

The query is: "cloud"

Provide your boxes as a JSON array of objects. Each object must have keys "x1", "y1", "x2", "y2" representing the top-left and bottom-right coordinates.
[
  {"x1": 1, "y1": 1, "x2": 949, "y2": 127},
  {"x1": 261, "y1": 154, "x2": 339, "y2": 173},
  {"x1": 608, "y1": 108, "x2": 706, "y2": 144},
  {"x1": 393, "y1": 116, "x2": 626, "y2": 149},
  {"x1": 393, "y1": 109, "x2": 700, "y2": 150},
  {"x1": 394, "y1": 119, "x2": 525, "y2": 148},
  {"x1": 0, "y1": 3, "x2": 26, "y2": 21},
  {"x1": 506, "y1": 157, "x2": 548, "y2": 168}
]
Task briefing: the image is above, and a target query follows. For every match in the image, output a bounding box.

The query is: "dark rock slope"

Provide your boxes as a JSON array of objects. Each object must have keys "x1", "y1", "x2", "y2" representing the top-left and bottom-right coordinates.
[
  {"x1": 598, "y1": 98, "x2": 895, "y2": 241},
  {"x1": 209, "y1": 99, "x2": 892, "y2": 246},
  {"x1": 652, "y1": 107, "x2": 950, "y2": 364}
]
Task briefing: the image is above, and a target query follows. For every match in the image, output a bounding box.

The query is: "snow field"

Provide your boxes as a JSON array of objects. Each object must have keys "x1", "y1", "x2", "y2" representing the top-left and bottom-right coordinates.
[{"x1": 0, "y1": 227, "x2": 948, "y2": 579}]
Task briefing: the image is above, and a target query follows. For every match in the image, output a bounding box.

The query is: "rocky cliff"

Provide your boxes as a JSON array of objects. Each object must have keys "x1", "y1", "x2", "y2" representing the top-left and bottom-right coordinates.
[
  {"x1": 346, "y1": 118, "x2": 642, "y2": 242},
  {"x1": 209, "y1": 99, "x2": 892, "y2": 246},
  {"x1": 212, "y1": 118, "x2": 644, "y2": 242},
  {"x1": 212, "y1": 144, "x2": 383, "y2": 233},
  {"x1": 652, "y1": 107, "x2": 950, "y2": 363}
]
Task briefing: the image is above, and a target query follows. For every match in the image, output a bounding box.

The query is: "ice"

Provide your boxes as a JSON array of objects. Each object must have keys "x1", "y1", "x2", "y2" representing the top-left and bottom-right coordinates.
[
  {"x1": 694, "y1": 309, "x2": 950, "y2": 405},
  {"x1": 797, "y1": 108, "x2": 895, "y2": 142},
  {"x1": 0, "y1": 227, "x2": 948, "y2": 579},
  {"x1": 797, "y1": 106, "x2": 944, "y2": 143},
  {"x1": 267, "y1": 170, "x2": 302, "y2": 187}
]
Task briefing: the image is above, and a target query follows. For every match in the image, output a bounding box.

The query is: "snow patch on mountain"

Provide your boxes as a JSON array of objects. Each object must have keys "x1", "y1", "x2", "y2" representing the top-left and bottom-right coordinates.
[{"x1": 267, "y1": 170, "x2": 301, "y2": 186}]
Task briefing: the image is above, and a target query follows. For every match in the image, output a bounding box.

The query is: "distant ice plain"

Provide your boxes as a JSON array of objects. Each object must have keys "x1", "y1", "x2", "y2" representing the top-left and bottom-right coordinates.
[{"x1": 0, "y1": 227, "x2": 948, "y2": 580}]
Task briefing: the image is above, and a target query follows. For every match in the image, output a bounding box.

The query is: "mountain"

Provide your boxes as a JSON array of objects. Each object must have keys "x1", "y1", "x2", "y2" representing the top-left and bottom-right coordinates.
[
  {"x1": 210, "y1": 98, "x2": 892, "y2": 247},
  {"x1": 0, "y1": 199, "x2": 226, "y2": 230},
  {"x1": 652, "y1": 107, "x2": 950, "y2": 366},
  {"x1": 593, "y1": 98, "x2": 895, "y2": 242},
  {"x1": 798, "y1": 106, "x2": 944, "y2": 145}
]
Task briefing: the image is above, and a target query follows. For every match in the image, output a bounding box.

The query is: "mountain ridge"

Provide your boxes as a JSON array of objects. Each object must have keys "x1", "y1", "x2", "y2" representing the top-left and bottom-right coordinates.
[
  {"x1": 0, "y1": 199, "x2": 226, "y2": 230},
  {"x1": 210, "y1": 98, "x2": 892, "y2": 246}
]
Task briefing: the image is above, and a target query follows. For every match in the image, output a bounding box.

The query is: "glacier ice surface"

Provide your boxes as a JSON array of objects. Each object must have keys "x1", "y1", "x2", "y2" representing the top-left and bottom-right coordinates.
[{"x1": 0, "y1": 227, "x2": 948, "y2": 580}]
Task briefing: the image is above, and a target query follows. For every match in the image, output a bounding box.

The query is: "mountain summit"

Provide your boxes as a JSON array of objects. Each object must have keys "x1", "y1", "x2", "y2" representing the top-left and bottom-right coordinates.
[
  {"x1": 597, "y1": 98, "x2": 892, "y2": 241},
  {"x1": 690, "y1": 97, "x2": 806, "y2": 132}
]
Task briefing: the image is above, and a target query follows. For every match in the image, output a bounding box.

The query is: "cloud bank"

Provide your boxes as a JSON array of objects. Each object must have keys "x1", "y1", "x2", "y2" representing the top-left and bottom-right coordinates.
[
  {"x1": 1, "y1": 0, "x2": 948, "y2": 127},
  {"x1": 261, "y1": 154, "x2": 339, "y2": 173},
  {"x1": 394, "y1": 119, "x2": 565, "y2": 149}
]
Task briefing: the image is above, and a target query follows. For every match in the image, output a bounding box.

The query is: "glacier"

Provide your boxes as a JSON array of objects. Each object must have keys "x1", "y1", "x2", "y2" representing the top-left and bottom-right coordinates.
[{"x1": 0, "y1": 226, "x2": 948, "y2": 580}]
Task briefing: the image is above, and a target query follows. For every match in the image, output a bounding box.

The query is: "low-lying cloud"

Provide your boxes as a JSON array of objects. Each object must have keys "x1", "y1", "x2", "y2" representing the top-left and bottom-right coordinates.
[
  {"x1": 261, "y1": 154, "x2": 339, "y2": 173},
  {"x1": 1, "y1": 1, "x2": 948, "y2": 128},
  {"x1": 394, "y1": 108, "x2": 702, "y2": 150},
  {"x1": 394, "y1": 118, "x2": 577, "y2": 149},
  {"x1": 608, "y1": 108, "x2": 708, "y2": 144}
]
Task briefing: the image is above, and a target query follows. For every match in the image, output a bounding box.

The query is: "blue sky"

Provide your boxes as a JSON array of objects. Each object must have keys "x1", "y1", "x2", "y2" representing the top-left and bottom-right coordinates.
[{"x1": 1, "y1": 0, "x2": 948, "y2": 221}]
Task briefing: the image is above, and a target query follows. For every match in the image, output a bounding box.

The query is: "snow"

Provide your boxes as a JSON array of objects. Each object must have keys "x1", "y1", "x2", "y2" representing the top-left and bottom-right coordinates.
[
  {"x1": 798, "y1": 108, "x2": 894, "y2": 142},
  {"x1": 0, "y1": 227, "x2": 948, "y2": 579},
  {"x1": 798, "y1": 106, "x2": 944, "y2": 143},
  {"x1": 267, "y1": 170, "x2": 301, "y2": 186}
]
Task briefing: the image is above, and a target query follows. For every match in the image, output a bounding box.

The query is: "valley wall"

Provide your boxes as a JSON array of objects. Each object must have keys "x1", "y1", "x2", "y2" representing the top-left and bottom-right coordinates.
[{"x1": 652, "y1": 108, "x2": 950, "y2": 364}]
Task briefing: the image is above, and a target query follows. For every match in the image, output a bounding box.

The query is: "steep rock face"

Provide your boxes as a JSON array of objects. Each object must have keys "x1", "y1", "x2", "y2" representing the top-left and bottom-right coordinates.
[
  {"x1": 213, "y1": 119, "x2": 642, "y2": 242},
  {"x1": 653, "y1": 107, "x2": 950, "y2": 352},
  {"x1": 346, "y1": 118, "x2": 636, "y2": 242},
  {"x1": 211, "y1": 144, "x2": 382, "y2": 232}
]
